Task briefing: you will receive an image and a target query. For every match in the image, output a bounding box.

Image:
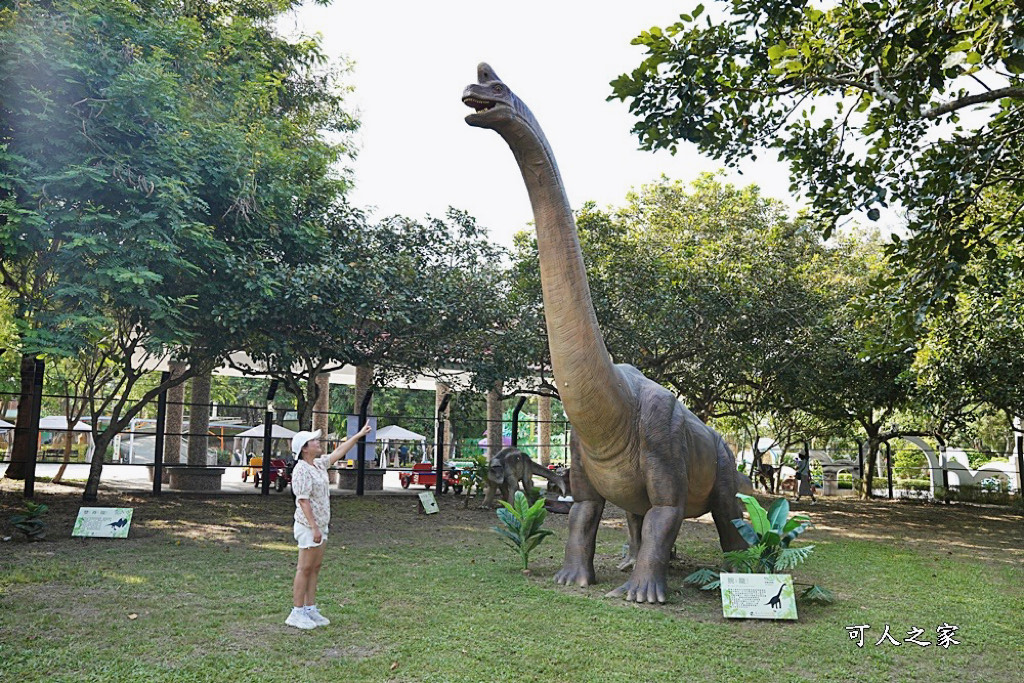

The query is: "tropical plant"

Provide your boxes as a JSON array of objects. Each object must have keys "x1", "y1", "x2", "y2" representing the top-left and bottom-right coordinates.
[
  {"x1": 491, "y1": 490, "x2": 554, "y2": 573},
  {"x1": 461, "y1": 454, "x2": 489, "y2": 509},
  {"x1": 726, "y1": 493, "x2": 814, "y2": 573},
  {"x1": 10, "y1": 501, "x2": 49, "y2": 541},
  {"x1": 684, "y1": 493, "x2": 833, "y2": 603}
]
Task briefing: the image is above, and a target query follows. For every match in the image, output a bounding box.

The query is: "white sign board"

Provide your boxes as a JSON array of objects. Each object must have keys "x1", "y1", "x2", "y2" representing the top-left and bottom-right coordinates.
[
  {"x1": 417, "y1": 492, "x2": 439, "y2": 515},
  {"x1": 72, "y1": 508, "x2": 134, "y2": 539},
  {"x1": 720, "y1": 573, "x2": 797, "y2": 620}
]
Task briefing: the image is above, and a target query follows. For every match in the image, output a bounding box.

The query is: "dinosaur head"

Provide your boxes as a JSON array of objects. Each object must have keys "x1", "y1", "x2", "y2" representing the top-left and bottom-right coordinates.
[{"x1": 462, "y1": 63, "x2": 530, "y2": 131}]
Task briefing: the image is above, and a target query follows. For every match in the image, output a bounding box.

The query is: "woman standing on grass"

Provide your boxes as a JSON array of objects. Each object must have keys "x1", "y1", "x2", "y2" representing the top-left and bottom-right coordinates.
[
  {"x1": 286, "y1": 423, "x2": 372, "y2": 630},
  {"x1": 794, "y1": 451, "x2": 817, "y2": 504}
]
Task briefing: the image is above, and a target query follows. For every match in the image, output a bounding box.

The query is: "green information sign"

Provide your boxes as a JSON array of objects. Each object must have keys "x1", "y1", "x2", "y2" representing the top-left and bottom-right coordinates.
[
  {"x1": 720, "y1": 573, "x2": 798, "y2": 620},
  {"x1": 72, "y1": 507, "x2": 134, "y2": 539}
]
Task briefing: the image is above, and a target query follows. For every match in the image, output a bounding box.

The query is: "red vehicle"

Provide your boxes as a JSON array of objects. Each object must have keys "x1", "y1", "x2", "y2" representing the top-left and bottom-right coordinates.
[
  {"x1": 400, "y1": 463, "x2": 462, "y2": 494},
  {"x1": 242, "y1": 455, "x2": 291, "y2": 492}
]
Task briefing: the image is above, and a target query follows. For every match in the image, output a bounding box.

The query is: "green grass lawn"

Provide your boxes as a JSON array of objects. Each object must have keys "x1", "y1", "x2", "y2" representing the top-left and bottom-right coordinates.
[{"x1": 1, "y1": 482, "x2": 1021, "y2": 683}]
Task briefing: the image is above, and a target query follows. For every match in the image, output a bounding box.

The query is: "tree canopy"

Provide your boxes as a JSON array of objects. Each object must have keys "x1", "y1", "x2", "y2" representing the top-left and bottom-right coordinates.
[
  {"x1": 611, "y1": 0, "x2": 1024, "y2": 324},
  {"x1": 0, "y1": 0, "x2": 358, "y2": 498}
]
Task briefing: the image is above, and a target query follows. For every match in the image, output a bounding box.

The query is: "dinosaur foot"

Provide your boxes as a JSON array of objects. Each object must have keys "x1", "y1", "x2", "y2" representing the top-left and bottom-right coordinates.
[
  {"x1": 553, "y1": 564, "x2": 596, "y2": 588},
  {"x1": 604, "y1": 576, "x2": 668, "y2": 604},
  {"x1": 615, "y1": 556, "x2": 636, "y2": 572}
]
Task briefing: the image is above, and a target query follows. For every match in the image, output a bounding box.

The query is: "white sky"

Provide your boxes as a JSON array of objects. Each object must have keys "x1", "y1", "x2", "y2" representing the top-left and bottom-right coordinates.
[{"x1": 280, "y1": 0, "x2": 797, "y2": 249}]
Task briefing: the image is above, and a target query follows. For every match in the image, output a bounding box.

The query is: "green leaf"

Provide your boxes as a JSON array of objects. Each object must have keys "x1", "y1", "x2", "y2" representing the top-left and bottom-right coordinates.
[
  {"x1": 800, "y1": 584, "x2": 835, "y2": 604},
  {"x1": 767, "y1": 44, "x2": 786, "y2": 62},
  {"x1": 496, "y1": 507, "x2": 521, "y2": 533},
  {"x1": 731, "y1": 518, "x2": 761, "y2": 546},
  {"x1": 766, "y1": 497, "x2": 790, "y2": 534},
  {"x1": 760, "y1": 530, "x2": 782, "y2": 548},
  {"x1": 782, "y1": 515, "x2": 810, "y2": 534},
  {"x1": 782, "y1": 522, "x2": 811, "y2": 546},
  {"x1": 683, "y1": 568, "x2": 720, "y2": 587},
  {"x1": 776, "y1": 545, "x2": 814, "y2": 570},
  {"x1": 1004, "y1": 53, "x2": 1024, "y2": 74},
  {"x1": 735, "y1": 493, "x2": 769, "y2": 535},
  {"x1": 491, "y1": 526, "x2": 523, "y2": 548}
]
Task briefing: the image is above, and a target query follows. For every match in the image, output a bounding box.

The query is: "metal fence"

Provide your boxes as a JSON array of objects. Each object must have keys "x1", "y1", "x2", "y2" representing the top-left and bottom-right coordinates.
[{"x1": 0, "y1": 382, "x2": 572, "y2": 498}]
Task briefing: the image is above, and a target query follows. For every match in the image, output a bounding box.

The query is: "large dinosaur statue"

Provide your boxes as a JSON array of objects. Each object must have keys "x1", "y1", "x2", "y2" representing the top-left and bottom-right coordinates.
[{"x1": 463, "y1": 63, "x2": 749, "y2": 603}]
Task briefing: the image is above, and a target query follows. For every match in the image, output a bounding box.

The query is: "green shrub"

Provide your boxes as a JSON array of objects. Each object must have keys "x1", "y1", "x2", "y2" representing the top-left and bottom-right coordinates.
[
  {"x1": 460, "y1": 455, "x2": 489, "y2": 508},
  {"x1": 10, "y1": 502, "x2": 49, "y2": 541},
  {"x1": 684, "y1": 494, "x2": 833, "y2": 603},
  {"x1": 492, "y1": 491, "x2": 554, "y2": 572},
  {"x1": 896, "y1": 478, "x2": 931, "y2": 491}
]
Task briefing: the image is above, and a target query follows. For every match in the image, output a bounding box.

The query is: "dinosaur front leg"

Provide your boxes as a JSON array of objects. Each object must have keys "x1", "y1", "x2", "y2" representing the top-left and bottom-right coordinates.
[
  {"x1": 616, "y1": 512, "x2": 643, "y2": 571},
  {"x1": 554, "y1": 498, "x2": 605, "y2": 587},
  {"x1": 605, "y1": 505, "x2": 684, "y2": 603}
]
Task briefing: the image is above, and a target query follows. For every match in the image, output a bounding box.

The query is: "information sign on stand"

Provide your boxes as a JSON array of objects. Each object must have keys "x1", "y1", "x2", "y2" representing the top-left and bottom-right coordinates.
[
  {"x1": 417, "y1": 492, "x2": 439, "y2": 515},
  {"x1": 72, "y1": 508, "x2": 134, "y2": 539},
  {"x1": 720, "y1": 573, "x2": 797, "y2": 620}
]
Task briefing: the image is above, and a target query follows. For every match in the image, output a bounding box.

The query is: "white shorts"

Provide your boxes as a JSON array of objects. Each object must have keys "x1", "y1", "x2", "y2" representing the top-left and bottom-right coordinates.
[{"x1": 294, "y1": 522, "x2": 327, "y2": 549}]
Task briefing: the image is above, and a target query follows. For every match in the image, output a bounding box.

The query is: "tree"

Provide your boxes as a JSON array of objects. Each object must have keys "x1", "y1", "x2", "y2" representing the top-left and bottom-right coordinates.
[
  {"x1": 787, "y1": 231, "x2": 923, "y2": 497},
  {"x1": 913, "y1": 224, "x2": 1024, "y2": 440},
  {"x1": 0, "y1": 0, "x2": 358, "y2": 499},
  {"x1": 611, "y1": 0, "x2": 1024, "y2": 326},
  {"x1": 569, "y1": 174, "x2": 822, "y2": 424},
  {"x1": 230, "y1": 207, "x2": 514, "y2": 429}
]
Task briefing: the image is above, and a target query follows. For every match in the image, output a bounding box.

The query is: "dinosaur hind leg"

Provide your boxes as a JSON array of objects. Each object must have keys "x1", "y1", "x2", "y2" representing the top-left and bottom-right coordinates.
[
  {"x1": 710, "y1": 446, "x2": 747, "y2": 553},
  {"x1": 616, "y1": 511, "x2": 642, "y2": 571}
]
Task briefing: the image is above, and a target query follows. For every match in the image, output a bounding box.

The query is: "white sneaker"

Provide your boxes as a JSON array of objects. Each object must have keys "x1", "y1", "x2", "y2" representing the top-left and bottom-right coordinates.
[
  {"x1": 306, "y1": 607, "x2": 330, "y2": 626},
  {"x1": 285, "y1": 609, "x2": 317, "y2": 630}
]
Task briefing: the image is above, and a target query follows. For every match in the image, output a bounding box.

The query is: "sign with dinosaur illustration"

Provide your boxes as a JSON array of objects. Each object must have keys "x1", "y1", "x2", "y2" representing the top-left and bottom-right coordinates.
[
  {"x1": 720, "y1": 573, "x2": 797, "y2": 620},
  {"x1": 417, "y1": 492, "x2": 439, "y2": 515},
  {"x1": 72, "y1": 508, "x2": 134, "y2": 539}
]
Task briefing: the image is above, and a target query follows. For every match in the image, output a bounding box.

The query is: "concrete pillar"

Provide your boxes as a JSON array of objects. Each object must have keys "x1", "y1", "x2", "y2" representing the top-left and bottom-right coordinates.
[
  {"x1": 538, "y1": 394, "x2": 552, "y2": 467},
  {"x1": 435, "y1": 381, "x2": 451, "y2": 462}
]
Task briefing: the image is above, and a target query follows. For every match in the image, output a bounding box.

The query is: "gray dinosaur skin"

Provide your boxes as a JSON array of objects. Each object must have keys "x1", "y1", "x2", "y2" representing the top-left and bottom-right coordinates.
[
  {"x1": 483, "y1": 447, "x2": 567, "y2": 507},
  {"x1": 463, "y1": 63, "x2": 749, "y2": 603}
]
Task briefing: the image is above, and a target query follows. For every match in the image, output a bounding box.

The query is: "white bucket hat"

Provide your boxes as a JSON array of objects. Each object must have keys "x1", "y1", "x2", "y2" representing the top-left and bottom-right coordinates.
[{"x1": 291, "y1": 429, "x2": 322, "y2": 457}]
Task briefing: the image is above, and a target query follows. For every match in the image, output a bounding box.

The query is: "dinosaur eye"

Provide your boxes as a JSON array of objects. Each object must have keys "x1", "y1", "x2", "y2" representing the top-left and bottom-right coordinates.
[{"x1": 492, "y1": 84, "x2": 505, "y2": 94}]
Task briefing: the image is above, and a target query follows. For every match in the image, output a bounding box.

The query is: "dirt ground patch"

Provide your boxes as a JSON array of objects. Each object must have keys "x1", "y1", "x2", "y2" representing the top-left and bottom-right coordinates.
[{"x1": 3, "y1": 477, "x2": 1020, "y2": 567}]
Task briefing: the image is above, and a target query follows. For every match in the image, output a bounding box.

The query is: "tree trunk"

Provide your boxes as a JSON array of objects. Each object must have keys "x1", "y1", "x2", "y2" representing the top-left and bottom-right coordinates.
[
  {"x1": 313, "y1": 371, "x2": 336, "y2": 482},
  {"x1": 486, "y1": 382, "x2": 503, "y2": 459},
  {"x1": 51, "y1": 435, "x2": 75, "y2": 485},
  {"x1": 5, "y1": 353, "x2": 40, "y2": 480},
  {"x1": 163, "y1": 361, "x2": 187, "y2": 470},
  {"x1": 862, "y1": 439, "x2": 880, "y2": 500},
  {"x1": 538, "y1": 393, "x2": 551, "y2": 466},
  {"x1": 83, "y1": 431, "x2": 115, "y2": 501},
  {"x1": 187, "y1": 370, "x2": 211, "y2": 466},
  {"x1": 353, "y1": 364, "x2": 373, "y2": 462},
  {"x1": 312, "y1": 371, "x2": 331, "y2": 434}
]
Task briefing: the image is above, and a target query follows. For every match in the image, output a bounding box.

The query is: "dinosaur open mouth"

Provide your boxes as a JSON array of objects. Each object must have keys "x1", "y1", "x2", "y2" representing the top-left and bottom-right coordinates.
[{"x1": 463, "y1": 96, "x2": 496, "y2": 112}]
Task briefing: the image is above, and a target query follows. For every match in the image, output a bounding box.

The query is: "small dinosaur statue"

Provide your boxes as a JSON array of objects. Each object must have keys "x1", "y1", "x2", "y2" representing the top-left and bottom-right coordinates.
[
  {"x1": 463, "y1": 63, "x2": 749, "y2": 603},
  {"x1": 483, "y1": 447, "x2": 567, "y2": 507}
]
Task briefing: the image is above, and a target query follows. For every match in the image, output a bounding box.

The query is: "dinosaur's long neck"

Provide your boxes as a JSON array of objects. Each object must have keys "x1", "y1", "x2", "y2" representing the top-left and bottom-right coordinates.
[{"x1": 497, "y1": 116, "x2": 630, "y2": 446}]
